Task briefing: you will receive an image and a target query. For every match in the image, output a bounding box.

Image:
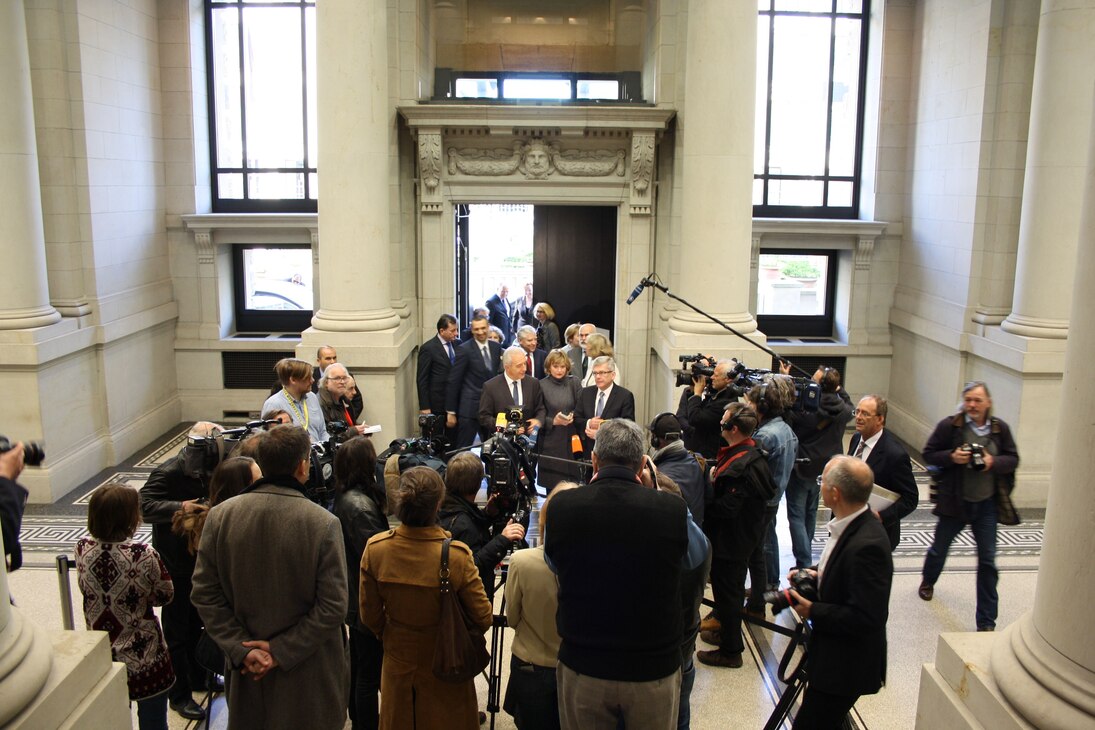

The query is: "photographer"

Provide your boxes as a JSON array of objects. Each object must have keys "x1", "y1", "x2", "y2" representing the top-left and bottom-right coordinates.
[
  {"x1": 782, "y1": 365, "x2": 853, "y2": 569},
  {"x1": 788, "y1": 456, "x2": 893, "y2": 729},
  {"x1": 676, "y1": 358, "x2": 736, "y2": 460},
  {"x1": 1, "y1": 442, "x2": 29, "y2": 572},
  {"x1": 439, "y1": 452, "x2": 526, "y2": 601},
  {"x1": 139, "y1": 421, "x2": 225, "y2": 721},
  {"x1": 697, "y1": 403, "x2": 775, "y2": 671},
  {"x1": 918, "y1": 381, "x2": 1019, "y2": 632}
]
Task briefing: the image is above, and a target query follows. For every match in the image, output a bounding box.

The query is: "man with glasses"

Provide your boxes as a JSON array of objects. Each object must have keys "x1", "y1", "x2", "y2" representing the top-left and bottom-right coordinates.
[
  {"x1": 918, "y1": 382, "x2": 1019, "y2": 632},
  {"x1": 847, "y1": 395, "x2": 918, "y2": 551},
  {"x1": 575, "y1": 356, "x2": 635, "y2": 449},
  {"x1": 318, "y1": 363, "x2": 371, "y2": 439}
]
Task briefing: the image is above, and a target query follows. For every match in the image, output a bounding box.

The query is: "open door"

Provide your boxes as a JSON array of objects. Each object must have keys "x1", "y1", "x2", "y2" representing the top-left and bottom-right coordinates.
[{"x1": 533, "y1": 206, "x2": 617, "y2": 337}]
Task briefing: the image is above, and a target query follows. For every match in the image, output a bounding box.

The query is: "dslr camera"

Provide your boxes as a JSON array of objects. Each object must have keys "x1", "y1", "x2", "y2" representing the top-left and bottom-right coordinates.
[
  {"x1": 763, "y1": 569, "x2": 819, "y2": 615},
  {"x1": 961, "y1": 443, "x2": 987, "y2": 471},
  {"x1": 674, "y1": 354, "x2": 715, "y2": 388},
  {"x1": 0, "y1": 436, "x2": 45, "y2": 467}
]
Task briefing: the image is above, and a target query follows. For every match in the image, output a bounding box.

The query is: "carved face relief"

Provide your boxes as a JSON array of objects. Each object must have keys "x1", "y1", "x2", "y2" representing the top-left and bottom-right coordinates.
[{"x1": 520, "y1": 140, "x2": 554, "y2": 179}]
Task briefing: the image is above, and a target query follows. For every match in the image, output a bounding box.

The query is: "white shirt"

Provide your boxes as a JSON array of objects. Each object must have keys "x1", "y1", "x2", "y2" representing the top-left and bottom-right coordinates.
[
  {"x1": 855, "y1": 428, "x2": 884, "y2": 461},
  {"x1": 817, "y1": 503, "x2": 870, "y2": 585},
  {"x1": 505, "y1": 374, "x2": 524, "y2": 407},
  {"x1": 592, "y1": 383, "x2": 614, "y2": 415}
]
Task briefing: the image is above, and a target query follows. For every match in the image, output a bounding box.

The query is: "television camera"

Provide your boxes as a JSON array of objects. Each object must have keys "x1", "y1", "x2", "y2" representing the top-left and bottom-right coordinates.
[
  {"x1": 674, "y1": 356, "x2": 821, "y2": 413},
  {"x1": 479, "y1": 408, "x2": 538, "y2": 526}
]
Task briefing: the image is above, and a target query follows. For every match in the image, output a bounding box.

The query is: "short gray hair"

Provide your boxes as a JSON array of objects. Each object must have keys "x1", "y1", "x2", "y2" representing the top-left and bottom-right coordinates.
[
  {"x1": 591, "y1": 356, "x2": 616, "y2": 373},
  {"x1": 516, "y1": 325, "x2": 537, "y2": 341},
  {"x1": 592, "y1": 419, "x2": 645, "y2": 471},
  {"x1": 319, "y1": 362, "x2": 348, "y2": 388},
  {"x1": 502, "y1": 346, "x2": 526, "y2": 367},
  {"x1": 825, "y1": 455, "x2": 874, "y2": 505}
]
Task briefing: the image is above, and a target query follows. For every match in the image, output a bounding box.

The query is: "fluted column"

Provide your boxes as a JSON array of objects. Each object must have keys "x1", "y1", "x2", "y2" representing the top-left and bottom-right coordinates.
[
  {"x1": 0, "y1": 1, "x2": 60, "y2": 330},
  {"x1": 669, "y1": 0, "x2": 757, "y2": 335},
  {"x1": 989, "y1": 87, "x2": 1095, "y2": 729},
  {"x1": 1001, "y1": 0, "x2": 1095, "y2": 339},
  {"x1": 313, "y1": 0, "x2": 398, "y2": 332},
  {"x1": 0, "y1": 532, "x2": 54, "y2": 726}
]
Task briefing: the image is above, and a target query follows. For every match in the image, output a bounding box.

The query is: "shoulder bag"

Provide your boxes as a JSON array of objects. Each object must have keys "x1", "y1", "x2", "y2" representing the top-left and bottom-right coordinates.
[{"x1": 432, "y1": 537, "x2": 490, "y2": 682}]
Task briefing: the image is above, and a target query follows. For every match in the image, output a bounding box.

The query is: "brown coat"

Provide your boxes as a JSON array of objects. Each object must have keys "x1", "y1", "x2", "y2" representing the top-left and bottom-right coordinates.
[
  {"x1": 360, "y1": 525, "x2": 493, "y2": 730},
  {"x1": 192, "y1": 480, "x2": 349, "y2": 730}
]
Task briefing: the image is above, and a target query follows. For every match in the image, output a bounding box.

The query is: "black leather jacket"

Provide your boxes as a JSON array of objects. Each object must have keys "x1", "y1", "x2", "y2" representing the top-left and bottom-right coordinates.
[
  {"x1": 333, "y1": 485, "x2": 389, "y2": 624},
  {"x1": 139, "y1": 455, "x2": 210, "y2": 577},
  {"x1": 437, "y1": 493, "x2": 513, "y2": 600}
]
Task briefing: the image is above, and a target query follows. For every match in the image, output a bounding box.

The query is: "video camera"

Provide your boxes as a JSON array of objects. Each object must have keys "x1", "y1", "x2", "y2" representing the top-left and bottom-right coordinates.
[
  {"x1": 674, "y1": 354, "x2": 716, "y2": 387},
  {"x1": 480, "y1": 408, "x2": 537, "y2": 525},
  {"x1": 304, "y1": 421, "x2": 350, "y2": 506},
  {"x1": 724, "y1": 361, "x2": 822, "y2": 413},
  {"x1": 0, "y1": 436, "x2": 45, "y2": 467}
]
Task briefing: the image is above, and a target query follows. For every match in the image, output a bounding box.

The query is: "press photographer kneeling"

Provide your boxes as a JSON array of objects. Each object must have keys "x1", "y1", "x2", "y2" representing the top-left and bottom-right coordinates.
[{"x1": 785, "y1": 455, "x2": 893, "y2": 730}]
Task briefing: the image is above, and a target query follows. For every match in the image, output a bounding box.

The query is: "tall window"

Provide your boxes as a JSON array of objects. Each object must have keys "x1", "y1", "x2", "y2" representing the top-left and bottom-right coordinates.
[
  {"x1": 206, "y1": 0, "x2": 317, "y2": 212},
  {"x1": 754, "y1": 0, "x2": 869, "y2": 219}
]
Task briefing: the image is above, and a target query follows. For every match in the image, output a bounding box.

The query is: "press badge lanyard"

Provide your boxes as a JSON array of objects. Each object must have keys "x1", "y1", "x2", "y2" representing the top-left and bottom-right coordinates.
[{"x1": 282, "y1": 388, "x2": 309, "y2": 431}]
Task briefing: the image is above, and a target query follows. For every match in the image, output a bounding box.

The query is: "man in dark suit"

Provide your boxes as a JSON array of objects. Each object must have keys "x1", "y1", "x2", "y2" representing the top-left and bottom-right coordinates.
[
  {"x1": 460, "y1": 307, "x2": 488, "y2": 342},
  {"x1": 485, "y1": 283, "x2": 516, "y2": 346},
  {"x1": 567, "y1": 323, "x2": 596, "y2": 381},
  {"x1": 788, "y1": 455, "x2": 893, "y2": 729},
  {"x1": 446, "y1": 315, "x2": 502, "y2": 448},
  {"x1": 514, "y1": 325, "x2": 547, "y2": 379},
  {"x1": 478, "y1": 346, "x2": 547, "y2": 440},
  {"x1": 847, "y1": 394, "x2": 918, "y2": 551},
  {"x1": 575, "y1": 356, "x2": 636, "y2": 449},
  {"x1": 416, "y1": 314, "x2": 459, "y2": 441}
]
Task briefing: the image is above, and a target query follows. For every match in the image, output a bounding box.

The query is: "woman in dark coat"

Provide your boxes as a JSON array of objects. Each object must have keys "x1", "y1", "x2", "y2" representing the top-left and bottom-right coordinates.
[
  {"x1": 334, "y1": 437, "x2": 390, "y2": 730},
  {"x1": 360, "y1": 467, "x2": 492, "y2": 730},
  {"x1": 533, "y1": 302, "x2": 561, "y2": 352},
  {"x1": 537, "y1": 349, "x2": 584, "y2": 491}
]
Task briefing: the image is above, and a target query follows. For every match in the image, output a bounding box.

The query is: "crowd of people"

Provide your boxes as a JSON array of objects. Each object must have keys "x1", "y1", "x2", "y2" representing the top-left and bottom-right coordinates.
[{"x1": 12, "y1": 288, "x2": 1020, "y2": 730}]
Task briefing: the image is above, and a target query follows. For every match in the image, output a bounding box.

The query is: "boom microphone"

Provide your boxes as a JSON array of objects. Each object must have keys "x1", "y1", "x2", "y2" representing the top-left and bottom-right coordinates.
[{"x1": 626, "y1": 275, "x2": 652, "y2": 305}]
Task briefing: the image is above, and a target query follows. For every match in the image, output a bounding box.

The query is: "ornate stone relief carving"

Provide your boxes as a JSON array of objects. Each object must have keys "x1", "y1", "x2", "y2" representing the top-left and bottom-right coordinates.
[
  {"x1": 418, "y1": 133, "x2": 442, "y2": 193},
  {"x1": 194, "y1": 230, "x2": 214, "y2": 264},
  {"x1": 630, "y1": 133, "x2": 655, "y2": 215},
  {"x1": 310, "y1": 229, "x2": 320, "y2": 265},
  {"x1": 447, "y1": 139, "x2": 625, "y2": 180},
  {"x1": 855, "y1": 236, "x2": 875, "y2": 270}
]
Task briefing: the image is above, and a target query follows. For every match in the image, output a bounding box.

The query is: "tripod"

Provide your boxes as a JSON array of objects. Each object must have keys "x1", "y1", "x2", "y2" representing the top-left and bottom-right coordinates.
[{"x1": 485, "y1": 562, "x2": 511, "y2": 730}]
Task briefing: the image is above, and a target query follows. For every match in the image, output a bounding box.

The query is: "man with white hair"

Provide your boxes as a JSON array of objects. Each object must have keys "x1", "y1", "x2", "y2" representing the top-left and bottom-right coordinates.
[
  {"x1": 574, "y1": 356, "x2": 635, "y2": 449},
  {"x1": 318, "y1": 362, "x2": 370, "y2": 439},
  {"x1": 140, "y1": 421, "x2": 226, "y2": 721},
  {"x1": 478, "y1": 346, "x2": 547, "y2": 439}
]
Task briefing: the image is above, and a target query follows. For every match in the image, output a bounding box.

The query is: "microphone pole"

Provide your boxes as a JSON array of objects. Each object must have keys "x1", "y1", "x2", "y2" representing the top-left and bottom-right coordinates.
[{"x1": 640, "y1": 274, "x2": 814, "y2": 379}]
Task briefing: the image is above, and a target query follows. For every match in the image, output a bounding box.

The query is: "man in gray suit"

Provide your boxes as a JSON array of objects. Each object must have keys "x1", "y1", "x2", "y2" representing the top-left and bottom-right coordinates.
[{"x1": 192, "y1": 425, "x2": 349, "y2": 730}]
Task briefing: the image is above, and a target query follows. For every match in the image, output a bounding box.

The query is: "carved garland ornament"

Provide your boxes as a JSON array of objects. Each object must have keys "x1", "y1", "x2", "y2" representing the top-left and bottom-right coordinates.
[
  {"x1": 447, "y1": 139, "x2": 625, "y2": 180},
  {"x1": 631, "y1": 134, "x2": 655, "y2": 195}
]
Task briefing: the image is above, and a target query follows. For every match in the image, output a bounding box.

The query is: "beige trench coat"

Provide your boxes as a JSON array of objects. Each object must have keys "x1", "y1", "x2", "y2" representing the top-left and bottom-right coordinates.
[{"x1": 360, "y1": 525, "x2": 493, "y2": 730}]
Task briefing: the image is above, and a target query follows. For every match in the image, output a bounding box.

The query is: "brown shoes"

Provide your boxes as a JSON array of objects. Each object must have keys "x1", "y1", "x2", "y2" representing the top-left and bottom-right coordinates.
[
  {"x1": 699, "y1": 612, "x2": 722, "y2": 633},
  {"x1": 696, "y1": 649, "x2": 743, "y2": 668},
  {"x1": 699, "y1": 629, "x2": 721, "y2": 645},
  {"x1": 918, "y1": 582, "x2": 934, "y2": 601}
]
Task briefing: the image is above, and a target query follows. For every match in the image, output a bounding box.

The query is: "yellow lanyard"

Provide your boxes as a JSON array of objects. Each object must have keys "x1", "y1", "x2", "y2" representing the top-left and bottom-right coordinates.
[{"x1": 282, "y1": 388, "x2": 309, "y2": 431}]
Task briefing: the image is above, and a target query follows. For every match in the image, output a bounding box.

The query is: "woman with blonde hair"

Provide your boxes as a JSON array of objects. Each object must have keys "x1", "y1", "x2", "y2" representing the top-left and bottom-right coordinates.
[
  {"x1": 537, "y1": 349, "x2": 583, "y2": 490},
  {"x1": 533, "y1": 302, "x2": 561, "y2": 352}
]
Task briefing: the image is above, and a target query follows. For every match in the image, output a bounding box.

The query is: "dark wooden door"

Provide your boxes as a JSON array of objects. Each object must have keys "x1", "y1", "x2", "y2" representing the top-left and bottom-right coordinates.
[{"x1": 533, "y1": 206, "x2": 617, "y2": 339}]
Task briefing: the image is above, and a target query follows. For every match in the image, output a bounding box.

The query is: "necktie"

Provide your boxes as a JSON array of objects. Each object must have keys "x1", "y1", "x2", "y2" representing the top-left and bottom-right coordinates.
[
  {"x1": 512, "y1": 380, "x2": 520, "y2": 406},
  {"x1": 595, "y1": 390, "x2": 605, "y2": 418},
  {"x1": 527, "y1": 354, "x2": 533, "y2": 374},
  {"x1": 446, "y1": 341, "x2": 455, "y2": 364},
  {"x1": 582, "y1": 355, "x2": 589, "y2": 377},
  {"x1": 482, "y1": 346, "x2": 491, "y2": 370},
  {"x1": 854, "y1": 438, "x2": 866, "y2": 459}
]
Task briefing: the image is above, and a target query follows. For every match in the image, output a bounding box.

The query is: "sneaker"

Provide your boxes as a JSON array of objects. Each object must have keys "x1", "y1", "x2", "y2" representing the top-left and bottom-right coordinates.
[
  {"x1": 699, "y1": 629, "x2": 721, "y2": 646},
  {"x1": 170, "y1": 698, "x2": 206, "y2": 721},
  {"x1": 918, "y1": 582, "x2": 934, "y2": 601},
  {"x1": 696, "y1": 649, "x2": 743, "y2": 668}
]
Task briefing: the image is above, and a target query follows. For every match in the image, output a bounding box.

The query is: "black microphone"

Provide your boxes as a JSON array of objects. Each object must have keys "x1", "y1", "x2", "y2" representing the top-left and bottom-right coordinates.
[{"x1": 626, "y1": 276, "x2": 651, "y2": 305}]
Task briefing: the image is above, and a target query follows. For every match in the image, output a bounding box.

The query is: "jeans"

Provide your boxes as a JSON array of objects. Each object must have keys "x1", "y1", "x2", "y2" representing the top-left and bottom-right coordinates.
[
  {"x1": 504, "y1": 655, "x2": 561, "y2": 730},
  {"x1": 922, "y1": 498, "x2": 999, "y2": 629},
  {"x1": 785, "y1": 471, "x2": 820, "y2": 569},
  {"x1": 677, "y1": 657, "x2": 696, "y2": 730},
  {"x1": 136, "y1": 692, "x2": 169, "y2": 730}
]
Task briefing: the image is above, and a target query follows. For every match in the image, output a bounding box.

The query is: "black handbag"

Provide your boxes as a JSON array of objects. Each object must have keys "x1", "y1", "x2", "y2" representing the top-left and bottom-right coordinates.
[{"x1": 432, "y1": 538, "x2": 490, "y2": 683}]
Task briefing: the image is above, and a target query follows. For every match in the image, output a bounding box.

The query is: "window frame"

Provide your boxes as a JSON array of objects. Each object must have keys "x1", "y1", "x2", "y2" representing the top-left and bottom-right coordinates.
[
  {"x1": 755, "y1": 248, "x2": 839, "y2": 337},
  {"x1": 432, "y1": 69, "x2": 644, "y2": 103},
  {"x1": 205, "y1": 0, "x2": 317, "y2": 213},
  {"x1": 232, "y1": 244, "x2": 314, "y2": 333},
  {"x1": 753, "y1": 0, "x2": 871, "y2": 219}
]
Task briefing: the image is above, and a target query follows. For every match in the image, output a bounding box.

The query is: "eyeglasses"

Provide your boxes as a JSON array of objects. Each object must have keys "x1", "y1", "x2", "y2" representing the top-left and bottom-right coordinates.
[
  {"x1": 852, "y1": 409, "x2": 877, "y2": 417},
  {"x1": 816, "y1": 476, "x2": 824, "y2": 487},
  {"x1": 592, "y1": 370, "x2": 613, "y2": 376},
  {"x1": 327, "y1": 376, "x2": 349, "y2": 382}
]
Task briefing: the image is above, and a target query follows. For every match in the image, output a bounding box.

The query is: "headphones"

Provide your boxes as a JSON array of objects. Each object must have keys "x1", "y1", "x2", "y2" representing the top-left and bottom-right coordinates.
[{"x1": 649, "y1": 412, "x2": 682, "y2": 447}]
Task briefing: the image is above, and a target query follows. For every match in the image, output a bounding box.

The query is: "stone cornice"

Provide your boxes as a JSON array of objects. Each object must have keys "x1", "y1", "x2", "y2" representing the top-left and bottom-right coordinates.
[{"x1": 398, "y1": 104, "x2": 676, "y2": 137}]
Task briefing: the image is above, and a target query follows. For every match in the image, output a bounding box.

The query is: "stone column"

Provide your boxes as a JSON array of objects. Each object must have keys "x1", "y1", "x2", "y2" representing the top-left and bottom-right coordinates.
[
  {"x1": 312, "y1": 0, "x2": 398, "y2": 332},
  {"x1": 0, "y1": 1, "x2": 60, "y2": 330},
  {"x1": 0, "y1": 532, "x2": 54, "y2": 726},
  {"x1": 989, "y1": 87, "x2": 1095, "y2": 729},
  {"x1": 1001, "y1": 0, "x2": 1095, "y2": 339},
  {"x1": 669, "y1": 0, "x2": 757, "y2": 336}
]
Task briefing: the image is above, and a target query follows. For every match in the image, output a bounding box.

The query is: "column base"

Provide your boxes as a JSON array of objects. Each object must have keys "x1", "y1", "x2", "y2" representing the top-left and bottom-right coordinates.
[
  {"x1": 991, "y1": 613, "x2": 1095, "y2": 730},
  {"x1": 0, "y1": 305, "x2": 61, "y2": 330},
  {"x1": 311, "y1": 307, "x2": 401, "y2": 332},
  {"x1": 0, "y1": 608, "x2": 54, "y2": 725},
  {"x1": 666, "y1": 309, "x2": 758, "y2": 336},
  {"x1": 1000, "y1": 313, "x2": 1069, "y2": 339}
]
